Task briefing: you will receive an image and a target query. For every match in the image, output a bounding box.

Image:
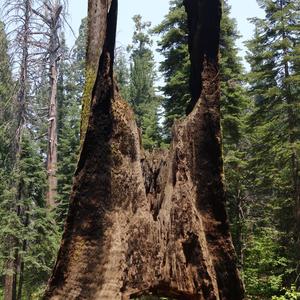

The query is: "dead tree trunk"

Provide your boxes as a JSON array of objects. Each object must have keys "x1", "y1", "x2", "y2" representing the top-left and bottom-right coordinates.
[
  {"x1": 46, "y1": 3, "x2": 63, "y2": 208},
  {"x1": 46, "y1": 57, "x2": 59, "y2": 208},
  {"x1": 44, "y1": 0, "x2": 244, "y2": 299},
  {"x1": 34, "y1": 2, "x2": 63, "y2": 207}
]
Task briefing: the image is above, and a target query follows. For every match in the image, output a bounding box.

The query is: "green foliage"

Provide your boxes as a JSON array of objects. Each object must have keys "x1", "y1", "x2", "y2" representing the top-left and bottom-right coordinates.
[
  {"x1": 219, "y1": 2, "x2": 251, "y2": 269},
  {"x1": 245, "y1": 0, "x2": 300, "y2": 295},
  {"x1": 0, "y1": 132, "x2": 60, "y2": 298},
  {"x1": 115, "y1": 47, "x2": 130, "y2": 100},
  {"x1": 56, "y1": 18, "x2": 86, "y2": 225},
  {"x1": 127, "y1": 15, "x2": 162, "y2": 149},
  {"x1": 0, "y1": 0, "x2": 299, "y2": 298},
  {"x1": 0, "y1": 21, "x2": 14, "y2": 171},
  {"x1": 243, "y1": 227, "x2": 292, "y2": 298},
  {"x1": 153, "y1": 0, "x2": 190, "y2": 140},
  {"x1": 0, "y1": 17, "x2": 61, "y2": 299},
  {"x1": 272, "y1": 286, "x2": 300, "y2": 300}
]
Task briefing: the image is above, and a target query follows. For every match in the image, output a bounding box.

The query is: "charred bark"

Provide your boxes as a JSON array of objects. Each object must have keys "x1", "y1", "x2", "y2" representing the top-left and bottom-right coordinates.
[{"x1": 44, "y1": 0, "x2": 244, "y2": 299}]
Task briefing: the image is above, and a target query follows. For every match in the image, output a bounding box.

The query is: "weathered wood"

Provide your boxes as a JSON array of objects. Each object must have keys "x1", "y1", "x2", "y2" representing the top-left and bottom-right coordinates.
[
  {"x1": 45, "y1": 2, "x2": 63, "y2": 208},
  {"x1": 44, "y1": 0, "x2": 244, "y2": 299},
  {"x1": 80, "y1": 0, "x2": 114, "y2": 145},
  {"x1": 46, "y1": 63, "x2": 58, "y2": 208}
]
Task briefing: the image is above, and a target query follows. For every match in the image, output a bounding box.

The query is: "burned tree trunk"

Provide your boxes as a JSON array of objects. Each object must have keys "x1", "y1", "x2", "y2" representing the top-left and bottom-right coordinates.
[{"x1": 44, "y1": 0, "x2": 244, "y2": 299}]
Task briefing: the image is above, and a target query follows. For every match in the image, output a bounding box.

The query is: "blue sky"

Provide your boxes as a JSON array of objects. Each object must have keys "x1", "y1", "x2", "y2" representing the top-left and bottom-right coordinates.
[
  {"x1": 0, "y1": 0, "x2": 265, "y2": 65},
  {"x1": 67, "y1": 0, "x2": 265, "y2": 67}
]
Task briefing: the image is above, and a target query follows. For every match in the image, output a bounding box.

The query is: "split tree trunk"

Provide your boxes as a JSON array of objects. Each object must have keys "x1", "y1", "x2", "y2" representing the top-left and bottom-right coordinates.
[{"x1": 44, "y1": 0, "x2": 244, "y2": 299}]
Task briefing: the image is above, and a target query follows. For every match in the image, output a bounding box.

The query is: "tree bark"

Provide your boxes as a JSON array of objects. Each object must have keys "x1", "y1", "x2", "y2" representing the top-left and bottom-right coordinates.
[
  {"x1": 44, "y1": 0, "x2": 244, "y2": 299},
  {"x1": 47, "y1": 62, "x2": 58, "y2": 207},
  {"x1": 45, "y1": 3, "x2": 62, "y2": 208},
  {"x1": 80, "y1": 0, "x2": 113, "y2": 145},
  {"x1": 4, "y1": 250, "x2": 16, "y2": 300},
  {"x1": 16, "y1": 213, "x2": 29, "y2": 300}
]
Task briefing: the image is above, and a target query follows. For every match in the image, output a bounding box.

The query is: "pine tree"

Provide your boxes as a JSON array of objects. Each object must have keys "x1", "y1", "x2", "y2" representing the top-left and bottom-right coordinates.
[
  {"x1": 128, "y1": 15, "x2": 162, "y2": 149},
  {"x1": 0, "y1": 21, "x2": 15, "y2": 299},
  {"x1": 10, "y1": 132, "x2": 59, "y2": 299},
  {"x1": 219, "y1": 1, "x2": 250, "y2": 270},
  {"x1": 0, "y1": 21, "x2": 14, "y2": 171},
  {"x1": 153, "y1": 0, "x2": 190, "y2": 140},
  {"x1": 0, "y1": 1, "x2": 62, "y2": 296},
  {"x1": 56, "y1": 18, "x2": 87, "y2": 225},
  {"x1": 245, "y1": 0, "x2": 300, "y2": 295},
  {"x1": 115, "y1": 46, "x2": 130, "y2": 101}
]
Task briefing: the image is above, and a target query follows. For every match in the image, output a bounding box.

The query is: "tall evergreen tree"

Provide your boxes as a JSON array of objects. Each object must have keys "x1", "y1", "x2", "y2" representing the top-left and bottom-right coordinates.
[
  {"x1": 245, "y1": 0, "x2": 300, "y2": 295},
  {"x1": 0, "y1": 1, "x2": 61, "y2": 297},
  {"x1": 0, "y1": 21, "x2": 14, "y2": 170},
  {"x1": 56, "y1": 19, "x2": 87, "y2": 225},
  {"x1": 128, "y1": 15, "x2": 162, "y2": 149},
  {"x1": 1, "y1": 0, "x2": 34, "y2": 297},
  {"x1": 154, "y1": 0, "x2": 190, "y2": 140},
  {"x1": 0, "y1": 22, "x2": 15, "y2": 299},
  {"x1": 219, "y1": 1, "x2": 250, "y2": 270},
  {"x1": 115, "y1": 46, "x2": 130, "y2": 101}
]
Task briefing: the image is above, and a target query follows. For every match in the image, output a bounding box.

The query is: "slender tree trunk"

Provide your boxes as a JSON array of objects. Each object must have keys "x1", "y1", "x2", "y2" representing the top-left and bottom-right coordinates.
[
  {"x1": 45, "y1": 3, "x2": 62, "y2": 208},
  {"x1": 16, "y1": 212, "x2": 29, "y2": 300},
  {"x1": 47, "y1": 61, "x2": 58, "y2": 207},
  {"x1": 4, "y1": 249, "x2": 16, "y2": 300},
  {"x1": 44, "y1": 0, "x2": 244, "y2": 299},
  {"x1": 233, "y1": 190, "x2": 245, "y2": 270}
]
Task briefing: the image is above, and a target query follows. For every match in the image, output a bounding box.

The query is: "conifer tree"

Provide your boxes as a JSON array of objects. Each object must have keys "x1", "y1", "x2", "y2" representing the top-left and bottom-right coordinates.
[
  {"x1": 245, "y1": 0, "x2": 300, "y2": 295},
  {"x1": 1, "y1": 0, "x2": 34, "y2": 296},
  {"x1": 0, "y1": 21, "x2": 14, "y2": 170},
  {"x1": 0, "y1": 22, "x2": 15, "y2": 299},
  {"x1": 153, "y1": 0, "x2": 190, "y2": 140},
  {"x1": 0, "y1": 1, "x2": 61, "y2": 297},
  {"x1": 219, "y1": 1, "x2": 250, "y2": 269},
  {"x1": 128, "y1": 15, "x2": 162, "y2": 149},
  {"x1": 56, "y1": 19, "x2": 87, "y2": 224},
  {"x1": 115, "y1": 46, "x2": 130, "y2": 101}
]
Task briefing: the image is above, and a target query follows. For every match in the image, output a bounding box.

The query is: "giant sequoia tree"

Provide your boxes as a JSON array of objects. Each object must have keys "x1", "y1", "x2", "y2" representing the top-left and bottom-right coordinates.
[{"x1": 44, "y1": 0, "x2": 244, "y2": 299}]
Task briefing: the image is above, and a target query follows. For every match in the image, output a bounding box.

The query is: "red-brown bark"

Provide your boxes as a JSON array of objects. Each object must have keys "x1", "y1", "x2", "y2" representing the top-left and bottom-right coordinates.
[{"x1": 44, "y1": 0, "x2": 244, "y2": 299}]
